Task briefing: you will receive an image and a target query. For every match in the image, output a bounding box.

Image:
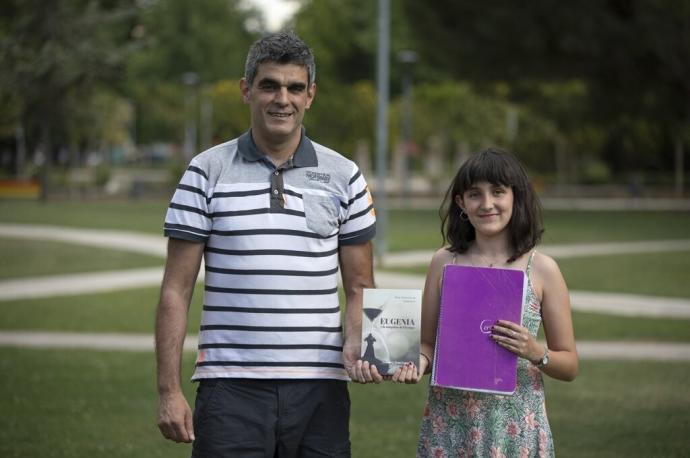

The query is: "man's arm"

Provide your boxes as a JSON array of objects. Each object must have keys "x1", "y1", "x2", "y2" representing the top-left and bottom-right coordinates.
[
  {"x1": 339, "y1": 241, "x2": 382, "y2": 383},
  {"x1": 155, "y1": 238, "x2": 204, "y2": 443}
]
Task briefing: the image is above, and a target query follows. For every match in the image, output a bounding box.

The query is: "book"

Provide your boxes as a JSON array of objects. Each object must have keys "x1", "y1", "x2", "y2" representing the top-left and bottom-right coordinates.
[
  {"x1": 431, "y1": 265, "x2": 526, "y2": 395},
  {"x1": 361, "y1": 288, "x2": 422, "y2": 375}
]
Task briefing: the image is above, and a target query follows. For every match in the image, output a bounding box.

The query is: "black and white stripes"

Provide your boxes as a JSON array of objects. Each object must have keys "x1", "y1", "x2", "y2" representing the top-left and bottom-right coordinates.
[{"x1": 164, "y1": 132, "x2": 376, "y2": 381}]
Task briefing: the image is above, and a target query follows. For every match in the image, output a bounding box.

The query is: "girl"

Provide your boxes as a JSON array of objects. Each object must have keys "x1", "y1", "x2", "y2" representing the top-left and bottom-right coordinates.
[{"x1": 394, "y1": 148, "x2": 578, "y2": 457}]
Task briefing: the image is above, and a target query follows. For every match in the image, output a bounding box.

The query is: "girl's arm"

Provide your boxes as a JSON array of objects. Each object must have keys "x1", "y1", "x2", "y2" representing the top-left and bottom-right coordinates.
[
  {"x1": 536, "y1": 253, "x2": 579, "y2": 381},
  {"x1": 492, "y1": 252, "x2": 578, "y2": 381}
]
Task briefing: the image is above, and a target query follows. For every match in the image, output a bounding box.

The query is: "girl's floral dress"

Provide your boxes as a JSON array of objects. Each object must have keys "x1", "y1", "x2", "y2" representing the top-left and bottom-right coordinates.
[{"x1": 417, "y1": 252, "x2": 554, "y2": 458}]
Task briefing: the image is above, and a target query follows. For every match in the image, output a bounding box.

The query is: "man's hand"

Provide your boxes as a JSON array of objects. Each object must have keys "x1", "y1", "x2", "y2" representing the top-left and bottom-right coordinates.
[
  {"x1": 343, "y1": 335, "x2": 383, "y2": 384},
  {"x1": 157, "y1": 390, "x2": 195, "y2": 443}
]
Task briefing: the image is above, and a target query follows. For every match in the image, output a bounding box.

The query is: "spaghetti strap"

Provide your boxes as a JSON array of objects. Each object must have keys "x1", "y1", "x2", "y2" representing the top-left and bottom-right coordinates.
[{"x1": 526, "y1": 250, "x2": 537, "y2": 274}]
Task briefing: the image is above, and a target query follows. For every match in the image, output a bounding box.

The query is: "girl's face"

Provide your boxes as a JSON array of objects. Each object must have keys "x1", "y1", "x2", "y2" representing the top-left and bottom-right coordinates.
[{"x1": 455, "y1": 181, "x2": 514, "y2": 236}]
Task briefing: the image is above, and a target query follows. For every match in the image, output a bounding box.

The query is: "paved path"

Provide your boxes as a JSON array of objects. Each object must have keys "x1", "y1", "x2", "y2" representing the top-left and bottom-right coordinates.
[
  {"x1": 2, "y1": 261, "x2": 690, "y2": 318},
  {"x1": 6, "y1": 268, "x2": 688, "y2": 318},
  {"x1": 2, "y1": 223, "x2": 690, "y2": 318},
  {"x1": 373, "y1": 272, "x2": 690, "y2": 318},
  {"x1": 380, "y1": 239, "x2": 690, "y2": 267},
  {"x1": 0, "y1": 224, "x2": 166, "y2": 257},
  {"x1": 4, "y1": 223, "x2": 690, "y2": 265},
  {"x1": 1, "y1": 223, "x2": 689, "y2": 359}
]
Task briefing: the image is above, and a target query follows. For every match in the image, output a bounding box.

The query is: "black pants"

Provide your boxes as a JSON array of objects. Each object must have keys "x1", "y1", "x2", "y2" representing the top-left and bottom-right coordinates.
[{"x1": 191, "y1": 379, "x2": 351, "y2": 458}]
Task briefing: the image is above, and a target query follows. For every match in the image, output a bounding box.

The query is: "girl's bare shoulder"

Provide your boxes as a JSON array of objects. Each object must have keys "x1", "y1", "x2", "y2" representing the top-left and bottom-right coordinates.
[
  {"x1": 431, "y1": 246, "x2": 455, "y2": 264},
  {"x1": 532, "y1": 251, "x2": 563, "y2": 280}
]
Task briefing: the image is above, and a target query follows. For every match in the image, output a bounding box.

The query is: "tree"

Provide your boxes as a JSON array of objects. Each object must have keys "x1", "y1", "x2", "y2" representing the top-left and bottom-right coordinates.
[
  {"x1": 125, "y1": 0, "x2": 259, "y2": 145},
  {"x1": 402, "y1": 0, "x2": 690, "y2": 183},
  {"x1": 0, "y1": 0, "x2": 139, "y2": 195}
]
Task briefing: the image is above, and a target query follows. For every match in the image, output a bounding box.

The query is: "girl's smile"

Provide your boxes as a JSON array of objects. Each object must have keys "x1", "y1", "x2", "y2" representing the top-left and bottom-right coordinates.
[{"x1": 456, "y1": 181, "x2": 514, "y2": 235}]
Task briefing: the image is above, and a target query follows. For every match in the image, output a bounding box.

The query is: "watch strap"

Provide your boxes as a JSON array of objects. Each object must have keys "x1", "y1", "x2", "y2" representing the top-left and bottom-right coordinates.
[{"x1": 534, "y1": 347, "x2": 549, "y2": 367}]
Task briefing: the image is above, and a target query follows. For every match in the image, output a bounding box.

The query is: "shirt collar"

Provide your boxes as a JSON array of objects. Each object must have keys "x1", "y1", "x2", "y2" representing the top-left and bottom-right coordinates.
[{"x1": 237, "y1": 128, "x2": 318, "y2": 167}]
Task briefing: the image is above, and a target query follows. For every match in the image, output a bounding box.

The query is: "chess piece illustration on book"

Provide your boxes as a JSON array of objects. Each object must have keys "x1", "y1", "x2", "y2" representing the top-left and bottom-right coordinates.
[{"x1": 361, "y1": 288, "x2": 422, "y2": 375}]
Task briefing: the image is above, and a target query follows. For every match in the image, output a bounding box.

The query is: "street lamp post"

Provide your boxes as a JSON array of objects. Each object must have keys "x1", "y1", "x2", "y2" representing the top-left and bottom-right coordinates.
[
  {"x1": 397, "y1": 50, "x2": 417, "y2": 198},
  {"x1": 182, "y1": 72, "x2": 199, "y2": 162},
  {"x1": 375, "y1": 0, "x2": 391, "y2": 264}
]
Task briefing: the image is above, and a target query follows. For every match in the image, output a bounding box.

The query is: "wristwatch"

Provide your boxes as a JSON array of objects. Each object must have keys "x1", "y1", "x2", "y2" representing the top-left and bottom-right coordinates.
[{"x1": 533, "y1": 348, "x2": 549, "y2": 368}]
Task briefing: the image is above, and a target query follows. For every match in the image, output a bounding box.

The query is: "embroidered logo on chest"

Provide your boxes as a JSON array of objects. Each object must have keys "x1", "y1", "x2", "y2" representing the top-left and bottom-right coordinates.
[{"x1": 305, "y1": 171, "x2": 331, "y2": 183}]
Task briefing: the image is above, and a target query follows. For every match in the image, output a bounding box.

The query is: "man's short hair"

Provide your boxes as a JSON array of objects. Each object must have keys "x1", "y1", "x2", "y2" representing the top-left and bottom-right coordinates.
[{"x1": 244, "y1": 30, "x2": 316, "y2": 86}]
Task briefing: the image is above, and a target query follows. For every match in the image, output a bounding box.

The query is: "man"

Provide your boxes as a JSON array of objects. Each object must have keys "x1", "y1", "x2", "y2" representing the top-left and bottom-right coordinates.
[{"x1": 155, "y1": 30, "x2": 381, "y2": 457}]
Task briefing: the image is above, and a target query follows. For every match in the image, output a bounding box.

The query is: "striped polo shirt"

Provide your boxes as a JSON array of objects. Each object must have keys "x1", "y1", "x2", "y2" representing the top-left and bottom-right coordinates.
[{"x1": 164, "y1": 130, "x2": 376, "y2": 381}]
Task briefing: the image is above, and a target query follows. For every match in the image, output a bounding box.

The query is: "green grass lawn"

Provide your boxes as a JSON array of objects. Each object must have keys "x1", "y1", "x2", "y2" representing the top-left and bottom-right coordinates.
[
  {"x1": 0, "y1": 199, "x2": 167, "y2": 234},
  {"x1": 388, "y1": 250, "x2": 690, "y2": 299},
  {"x1": 385, "y1": 208, "x2": 690, "y2": 251},
  {"x1": 558, "y1": 252, "x2": 690, "y2": 298},
  {"x1": 542, "y1": 209, "x2": 690, "y2": 244},
  {"x1": 0, "y1": 285, "x2": 202, "y2": 334},
  {"x1": 1, "y1": 347, "x2": 688, "y2": 458},
  {"x1": 0, "y1": 238, "x2": 163, "y2": 280},
  {"x1": 543, "y1": 359, "x2": 690, "y2": 457},
  {"x1": 1, "y1": 201, "x2": 690, "y2": 457}
]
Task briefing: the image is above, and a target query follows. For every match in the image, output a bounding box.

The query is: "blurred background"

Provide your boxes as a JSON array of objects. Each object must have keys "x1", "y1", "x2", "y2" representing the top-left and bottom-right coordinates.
[
  {"x1": 1, "y1": 1, "x2": 689, "y2": 457},
  {"x1": 1, "y1": 0, "x2": 688, "y2": 203}
]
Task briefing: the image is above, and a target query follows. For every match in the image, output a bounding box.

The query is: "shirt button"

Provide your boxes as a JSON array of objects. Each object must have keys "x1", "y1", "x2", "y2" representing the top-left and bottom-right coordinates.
[
  {"x1": 273, "y1": 189, "x2": 279, "y2": 195},
  {"x1": 274, "y1": 171, "x2": 280, "y2": 175}
]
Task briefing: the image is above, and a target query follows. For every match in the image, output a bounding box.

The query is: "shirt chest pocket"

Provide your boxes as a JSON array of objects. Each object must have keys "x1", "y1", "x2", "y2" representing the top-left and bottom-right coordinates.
[{"x1": 302, "y1": 193, "x2": 340, "y2": 237}]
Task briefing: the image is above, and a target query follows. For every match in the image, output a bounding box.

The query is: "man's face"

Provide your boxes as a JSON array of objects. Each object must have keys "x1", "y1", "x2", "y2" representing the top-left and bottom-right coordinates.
[{"x1": 240, "y1": 62, "x2": 316, "y2": 147}]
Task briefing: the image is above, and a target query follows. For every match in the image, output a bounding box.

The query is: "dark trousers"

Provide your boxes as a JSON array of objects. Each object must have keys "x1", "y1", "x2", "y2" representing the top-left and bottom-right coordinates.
[{"x1": 191, "y1": 379, "x2": 351, "y2": 458}]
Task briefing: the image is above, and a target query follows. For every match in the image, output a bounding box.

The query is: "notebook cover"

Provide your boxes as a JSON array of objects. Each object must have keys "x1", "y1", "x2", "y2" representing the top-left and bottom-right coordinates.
[{"x1": 431, "y1": 264, "x2": 526, "y2": 395}]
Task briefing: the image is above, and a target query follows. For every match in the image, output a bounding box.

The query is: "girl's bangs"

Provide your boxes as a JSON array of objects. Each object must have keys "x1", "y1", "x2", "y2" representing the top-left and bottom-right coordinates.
[{"x1": 459, "y1": 153, "x2": 514, "y2": 191}]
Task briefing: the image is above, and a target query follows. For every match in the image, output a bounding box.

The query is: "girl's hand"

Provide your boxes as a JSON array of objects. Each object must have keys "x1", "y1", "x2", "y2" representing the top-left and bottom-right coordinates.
[
  {"x1": 491, "y1": 320, "x2": 544, "y2": 363},
  {"x1": 391, "y1": 361, "x2": 422, "y2": 384}
]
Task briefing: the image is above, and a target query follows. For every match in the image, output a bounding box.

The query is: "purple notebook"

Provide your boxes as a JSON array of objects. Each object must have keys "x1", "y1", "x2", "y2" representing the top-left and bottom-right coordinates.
[{"x1": 431, "y1": 264, "x2": 527, "y2": 395}]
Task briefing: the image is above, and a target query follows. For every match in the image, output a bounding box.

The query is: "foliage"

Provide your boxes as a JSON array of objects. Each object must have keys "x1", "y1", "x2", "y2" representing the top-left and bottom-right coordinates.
[
  {"x1": 0, "y1": 0, "x2": 140, "y2": 157},
  {"x1": 209, "y1": 79, "x2": 251, "y2": 141},
  {"x1": 0, "y1": 1, "x2": 687, "y2": 186},
  {"x1": 412, "y1": 81, "x2": 512, "y2": 153},
  {"x1": 293, "y1": 0, "x2": 423, "y2": 90},
  {"x1": 126, "y1": 0, "x2": 256, "y2": 85},
  {"x1": 306, "y1": 80, "x2": 377, "y2": 157},
  {"x1": 401, "y1": 0, "x2": 690, "y2": 174},
  {"x1": 125, "y1": 0, "x2": 259, "y2": 144}
]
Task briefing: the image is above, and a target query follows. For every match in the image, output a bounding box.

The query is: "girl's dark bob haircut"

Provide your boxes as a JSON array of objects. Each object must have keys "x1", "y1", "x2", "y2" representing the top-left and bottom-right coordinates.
[{"x1": 440, "y1": 148, "x2": 544, "y2": 262}]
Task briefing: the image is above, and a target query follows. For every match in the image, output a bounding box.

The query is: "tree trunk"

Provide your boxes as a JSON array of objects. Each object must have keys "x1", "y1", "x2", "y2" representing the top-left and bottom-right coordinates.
[
  {"x1": 675, "y1": 135, "x2": 685, "y2": 198},
  {"x1": 39, "y1": 118, "x2": 52, "y2": 202}
]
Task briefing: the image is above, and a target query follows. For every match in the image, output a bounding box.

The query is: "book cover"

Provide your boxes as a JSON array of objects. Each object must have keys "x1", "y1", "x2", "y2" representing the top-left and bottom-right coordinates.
[
  {"x1": 431, "y1": 265, "x2": 526, "y2": 395},
  {"x1": 361, "y1": 288, "x2": 422, "y2": 375}
]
